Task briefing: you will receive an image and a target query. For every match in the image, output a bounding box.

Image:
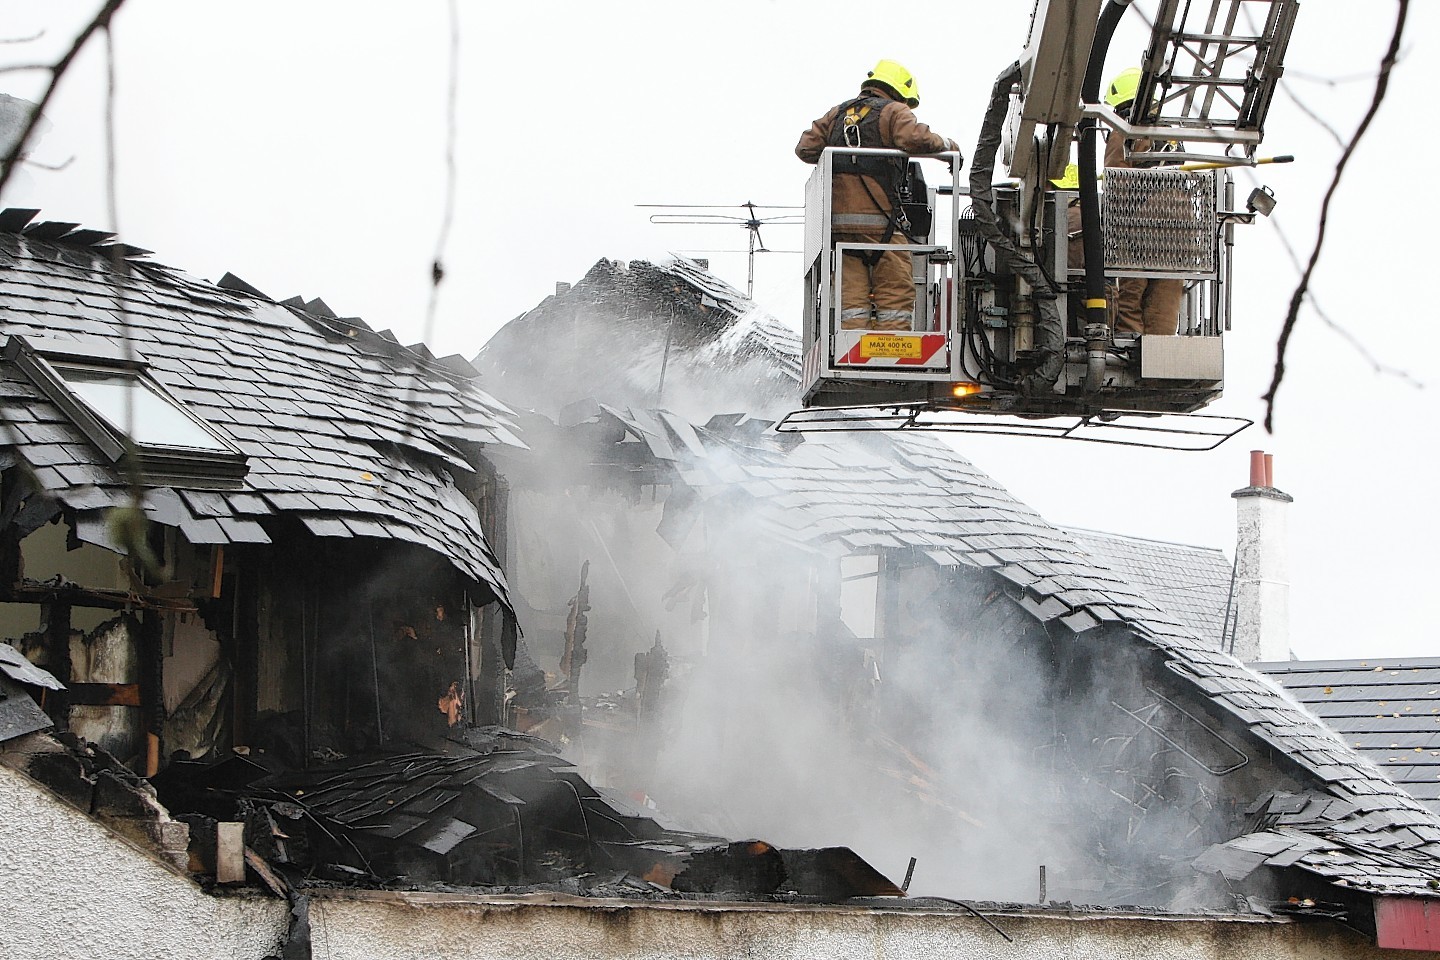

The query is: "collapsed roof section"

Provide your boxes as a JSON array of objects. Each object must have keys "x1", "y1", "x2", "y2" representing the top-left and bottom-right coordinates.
[
  {"x1": 473, "y1": 258, "x2": 800, "y2": 423},
  {"x1": 590, "y1": 406, "x2": 1440, "y2": 900},
  {"x1": 149, "y1": 725, "x2": 903, "y2": 901},
  {"x1": 0, "y1": 209, "x2": 521, "y2": 600}
]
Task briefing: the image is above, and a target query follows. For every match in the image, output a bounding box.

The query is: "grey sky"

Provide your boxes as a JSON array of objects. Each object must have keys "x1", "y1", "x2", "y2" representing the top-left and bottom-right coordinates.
[{"x1": 4, "y1": 1, "x2": 1436, "y2": 660}]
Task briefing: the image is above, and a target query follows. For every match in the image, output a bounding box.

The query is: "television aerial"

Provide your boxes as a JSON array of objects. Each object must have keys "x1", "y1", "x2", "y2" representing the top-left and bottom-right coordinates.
[{"x1": 639, "y1": 201, "x2": 802, "y2": 298}]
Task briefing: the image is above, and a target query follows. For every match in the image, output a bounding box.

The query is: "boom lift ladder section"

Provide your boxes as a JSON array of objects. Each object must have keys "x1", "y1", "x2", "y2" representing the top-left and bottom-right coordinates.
[
  {"x1": 1093, "y1": 0, "x2": 1300, "y2": 161},
  {"x1": 1010, "y1": 0, "x2": 1107, "y2": 177},
  {"x1": 783, "y1": 0, "x2": 1301, "y2": 449}
]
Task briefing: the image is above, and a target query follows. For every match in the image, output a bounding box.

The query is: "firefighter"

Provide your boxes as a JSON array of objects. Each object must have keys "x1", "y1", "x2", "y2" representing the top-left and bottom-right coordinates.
[
  {"x1": 796, "y1": 60, "x2": 960, "y2": 331},
  {"x1": 1104, "y1": 67, "x2": 1184, "y2": 336},
  {"x1": 1054, "y1": 163, "x2": 1086, "y2": 272}
]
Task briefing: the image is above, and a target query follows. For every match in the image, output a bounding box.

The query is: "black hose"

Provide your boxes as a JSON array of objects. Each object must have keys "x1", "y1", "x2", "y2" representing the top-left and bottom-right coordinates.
[
  {"x1": 968, "y1": 62, "x2": 1064, "y2": 396},
  {"x1": 1079, "y1": 0, "x2": 1135, "y2": 329}
]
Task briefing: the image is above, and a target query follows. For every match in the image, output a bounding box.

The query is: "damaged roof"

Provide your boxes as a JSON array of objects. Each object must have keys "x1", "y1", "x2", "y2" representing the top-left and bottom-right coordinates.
[
  {"x1": 594, "y1": 408, "x2": 1440, "y2": 898},
  {"x1": 473, "y1": 257, "x2": 800, "y2": 422},
  {"x1": 0, "y1": 209, "x2": 522, "y2": 597},
  {"x1": 1258, "y1": 658, "x2": 1440, "y2": 812}
]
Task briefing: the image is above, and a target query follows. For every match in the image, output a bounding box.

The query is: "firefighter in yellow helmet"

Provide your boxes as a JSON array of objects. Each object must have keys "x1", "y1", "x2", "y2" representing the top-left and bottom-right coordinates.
[
  {"x1": 1052, "y1": 163, "x2": 1086, "y2": 270},
  {"x1": 796, "y1": 60, "x2": 960, "y2": 330},
  {"x1": 1104, "y1": 68, "x2": 1183, "y2": 336}
]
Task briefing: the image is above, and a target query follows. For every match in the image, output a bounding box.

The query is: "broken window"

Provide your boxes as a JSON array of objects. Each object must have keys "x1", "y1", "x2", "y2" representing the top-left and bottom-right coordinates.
[
  {"x1": 839, "y1": 554, "x2": 879, "y2": 639},
  {"x1": 5, "y1": 334, "x2": 247, "y2": 487}
]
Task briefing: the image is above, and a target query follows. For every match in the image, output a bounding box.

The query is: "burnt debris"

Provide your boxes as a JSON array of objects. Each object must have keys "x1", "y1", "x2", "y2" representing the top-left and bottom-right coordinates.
[{"x1": 142, "y1": 725, "x2": 902, "y2": 901}]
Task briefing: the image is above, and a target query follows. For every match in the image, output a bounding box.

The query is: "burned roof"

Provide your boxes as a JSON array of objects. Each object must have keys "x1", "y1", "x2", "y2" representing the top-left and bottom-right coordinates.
[
  {"x1": 1064, "y1": 526, "x2": 1233, "y2": 648},
  {"x1": 588, "y1": 408, "x2": 1440, "y2": 898},
  {"x1": 152, "y1": 726, "x2": 902, "y2": 901},
  {"x1": 0, "y1": 209, "x2": 522, "y2": 597},
  {"x1": 1258, "y1": 658, "x2": 1440, "y2": 812},
  {"x1": 473, "y1": 258, "x2": 800, "y2": 423}
]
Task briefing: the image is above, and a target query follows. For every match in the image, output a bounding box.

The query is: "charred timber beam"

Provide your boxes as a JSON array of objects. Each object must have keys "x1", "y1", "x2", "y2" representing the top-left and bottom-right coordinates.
[
  {"x1": 67, "y1": 681, "x2": 141, "y2": 707},
  {"x1": 39, "y1": 599, "x2": 71, "y2": 729},
  {"x1": 139, "y1": 609, "x2": 164, "y2": 776},
  {"x1": 2, "y1": 581, "x2": 199, "y2": 612}
]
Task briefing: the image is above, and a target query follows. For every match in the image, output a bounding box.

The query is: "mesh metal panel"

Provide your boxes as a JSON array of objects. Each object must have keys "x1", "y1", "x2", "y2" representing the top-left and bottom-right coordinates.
[{"x1": 1103, "y1": 168, "x2": 1217, "y2": 277}]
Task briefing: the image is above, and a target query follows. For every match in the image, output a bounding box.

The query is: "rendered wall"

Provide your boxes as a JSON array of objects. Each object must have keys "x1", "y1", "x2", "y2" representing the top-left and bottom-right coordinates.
[
  {"x1": 301, "y1": 892, "x2": 1405, "y2": 960},
  {"x1": 0, "y1": 764, "x2": 1413, "y2": 960},
  {"x1": 0, "y1": 763, "x2": 286, "y2": 960}
]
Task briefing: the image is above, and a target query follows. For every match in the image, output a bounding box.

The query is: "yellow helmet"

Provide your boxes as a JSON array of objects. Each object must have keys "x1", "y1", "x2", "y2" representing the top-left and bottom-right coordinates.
[
  {"x1": 1050, "y1": 163, "x2": 1080, "y2": 190},
  {"x1": 1105, "y1": 67, "x2": 1142, "y2": 108},
  {"x1": 867, "y1": 59, "x2": 920, "y2": 108}
]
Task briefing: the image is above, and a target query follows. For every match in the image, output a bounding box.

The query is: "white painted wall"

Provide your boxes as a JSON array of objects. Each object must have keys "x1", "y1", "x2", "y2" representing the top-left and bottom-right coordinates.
[
  {"x1": 301, "y1": 892, "x2": 1397, "y2": 960},
  {"x1": 1232, "y1": 488, "x2": 1293, "y2": 663},
  {"x1": 0, "y1": 763, "x2": 286, "y2": 960},
  {"x1": 0, "y1": 765, "x2": 1398, "y2": 960}
]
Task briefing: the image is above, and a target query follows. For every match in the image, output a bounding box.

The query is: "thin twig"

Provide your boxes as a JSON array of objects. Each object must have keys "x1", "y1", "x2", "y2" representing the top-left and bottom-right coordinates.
[
  {"x1": 1244, "y1": 182, "x2": 1423, "y2": 389},
  {"x1": 1284, "y1": 58, "x2": 1408, "y2": 87},
  {"x1": 0, "y1": 0, "x2": 127, "y2": 201},
  {"x1": 1238, "y1": 3, "x2": 1416, "y2": 385},
  {"x1": 14, "y1": 155, "x2": 74, "y2": 172},
  {"x1": 1262, "y1": 0, "x2": 1409, "y2": 431},
  {"x1": 423, "y1": 0, "x2": 460, "y2": 347},
  {"x1": 1276, "y1": 83, "x2": 1345, "y2": 149},
  {"x1": 399, "y1": 1, "x2": 461, "y2": 441}
]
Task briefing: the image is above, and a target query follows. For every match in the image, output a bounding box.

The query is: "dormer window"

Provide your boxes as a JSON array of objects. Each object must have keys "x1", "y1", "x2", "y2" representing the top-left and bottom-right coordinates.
[{"x1": 5, "y1": 334, "x2": 247, "y2": 488}]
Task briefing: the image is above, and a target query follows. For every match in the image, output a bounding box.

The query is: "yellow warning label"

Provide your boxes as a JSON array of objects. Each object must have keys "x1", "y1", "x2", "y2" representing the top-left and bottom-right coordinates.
[{"x1": 859, "y1": 335, "x2": 922, "y2": 359}]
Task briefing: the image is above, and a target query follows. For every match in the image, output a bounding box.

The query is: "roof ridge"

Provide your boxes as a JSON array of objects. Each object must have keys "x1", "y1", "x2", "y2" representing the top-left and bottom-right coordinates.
[{"x1": 1063, "y1": 523, "x2": 1227, "y2": 555}]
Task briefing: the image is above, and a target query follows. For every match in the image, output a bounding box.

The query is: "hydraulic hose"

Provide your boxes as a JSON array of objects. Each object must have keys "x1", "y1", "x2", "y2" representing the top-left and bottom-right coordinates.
[
  {"x1": 1079, "y1": 0, "x2": 1134, "y2": 333},
  {"x1": 968, "y1": 62, "x2": 1064, "y2": 397}
]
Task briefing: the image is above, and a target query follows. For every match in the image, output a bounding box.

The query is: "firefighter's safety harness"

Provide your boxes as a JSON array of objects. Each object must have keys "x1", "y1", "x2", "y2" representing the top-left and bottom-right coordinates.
[{"x1": 825, "y1": 96, "x2": 930, "y2": 266}]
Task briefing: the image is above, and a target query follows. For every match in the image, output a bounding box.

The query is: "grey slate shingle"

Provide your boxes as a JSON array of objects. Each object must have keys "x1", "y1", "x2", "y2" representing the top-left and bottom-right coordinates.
[
  {"x1": 0, "y1": 214, "x2": 522, "y2": 606},
  {"x1": 636, "y1": 413, "x2": 1440, "y2": 898}
]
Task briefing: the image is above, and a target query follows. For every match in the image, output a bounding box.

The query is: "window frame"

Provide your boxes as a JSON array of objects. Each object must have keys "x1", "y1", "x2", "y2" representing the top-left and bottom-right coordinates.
[{"x1": 5, "y1": 334, "x2": 248, "y2": 488}]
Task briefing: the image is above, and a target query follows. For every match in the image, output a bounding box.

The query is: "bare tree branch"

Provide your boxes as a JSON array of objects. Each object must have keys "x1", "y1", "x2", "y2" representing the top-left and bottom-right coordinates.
[
  {"x1": 1284, "y1": 51, "x2": 1409, "y2": 87},
  {"x1": 1244, "y1": 174, "x2": 1424, "y2": 390},
  {"x1": 14, "y1": 155, "x2": 74, "y2": 172},
  {"x1": 103, "y1": 21, "x2": 118, "y2": 237},
  {"x1": 1277, "y1": 82, "x2": 1346, "y2": 149},
  {"x1": 0, "y1": 0, "x2": 126, "y2": 201},
  {"x1": 1261, "y1": 0, "x2": 1408, "y2": 432},
  {"x1": 423, "y1": 0, "x2": 460, "y2": 345},
  {"x1": 399, "y1": 1, "x2": 462, "y2": 440}
]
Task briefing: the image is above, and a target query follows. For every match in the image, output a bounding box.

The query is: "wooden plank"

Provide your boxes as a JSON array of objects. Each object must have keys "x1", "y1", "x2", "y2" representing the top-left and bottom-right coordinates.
[{"x1": 216, "y1": 821, "x2": 246, "y2": 884}]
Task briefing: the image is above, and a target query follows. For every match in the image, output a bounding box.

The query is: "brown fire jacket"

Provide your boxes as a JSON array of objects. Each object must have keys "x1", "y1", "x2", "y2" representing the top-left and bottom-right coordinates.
[{"x1": 796, "y1": 86, "x2": 955, "y2": 230}]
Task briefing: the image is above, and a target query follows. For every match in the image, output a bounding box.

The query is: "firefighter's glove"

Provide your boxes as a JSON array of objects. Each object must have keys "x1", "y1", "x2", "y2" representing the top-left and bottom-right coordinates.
[{"x1": 943, "y1": 140, "x2": 965, "y2": 174}]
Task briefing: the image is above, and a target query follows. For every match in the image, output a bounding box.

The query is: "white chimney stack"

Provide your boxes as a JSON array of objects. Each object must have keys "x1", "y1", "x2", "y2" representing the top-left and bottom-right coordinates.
[{"x1": 1230, "y1": 450, "x2": 1292, "y2": 662}]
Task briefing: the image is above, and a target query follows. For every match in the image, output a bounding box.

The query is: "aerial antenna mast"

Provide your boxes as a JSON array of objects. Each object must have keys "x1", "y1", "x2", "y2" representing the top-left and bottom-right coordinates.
[{"x1": 639, "y1": 201, "x2": 801, "y2": 297}]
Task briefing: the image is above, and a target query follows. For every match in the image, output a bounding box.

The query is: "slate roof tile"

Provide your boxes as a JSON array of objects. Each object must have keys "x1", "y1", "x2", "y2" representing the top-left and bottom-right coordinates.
[
  {"x1": 0, "y1": 215, "x2": 521, "y2": 606},
  {"x1": 639, "y1": 419, "x2": 1440, "y2": 897}
]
